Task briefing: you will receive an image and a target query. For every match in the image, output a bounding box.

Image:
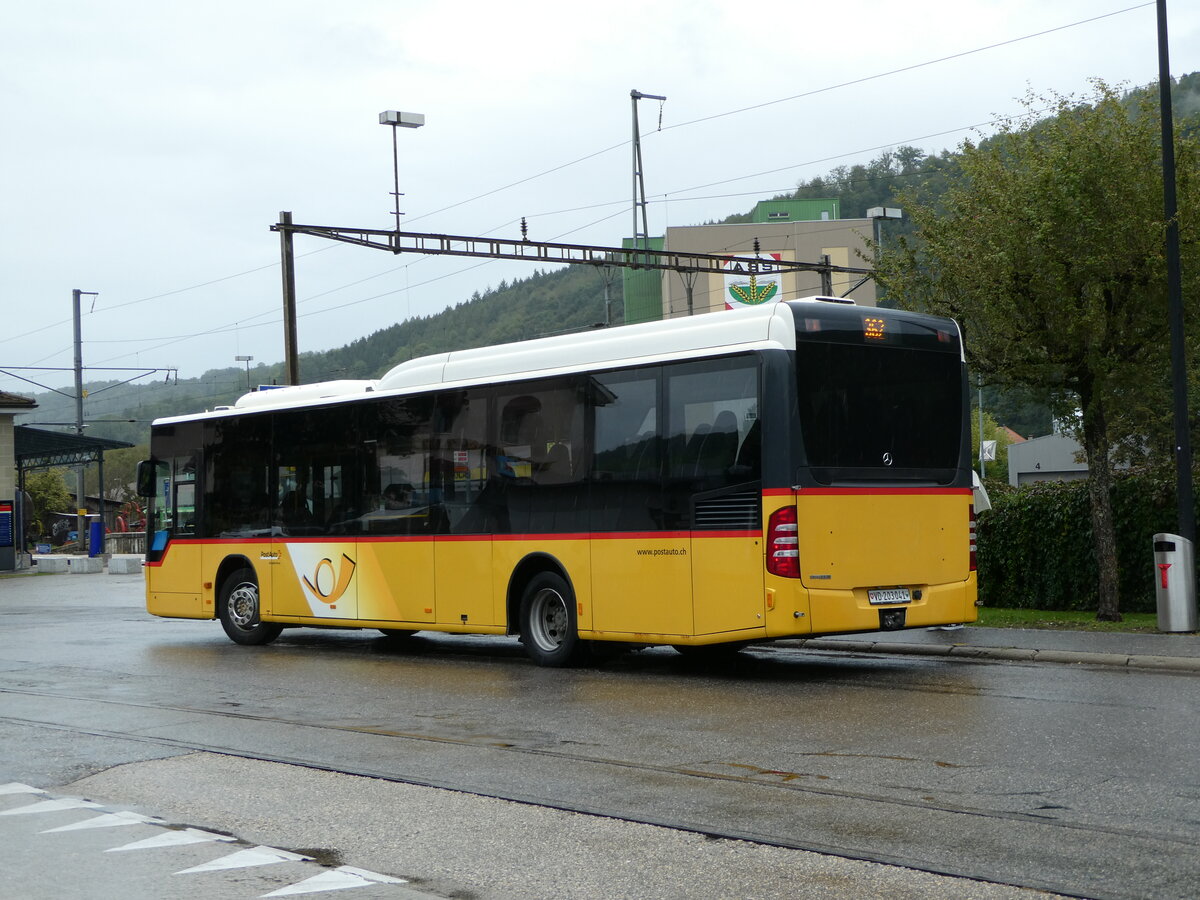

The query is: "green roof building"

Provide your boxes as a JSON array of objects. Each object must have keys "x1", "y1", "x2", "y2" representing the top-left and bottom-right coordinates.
[{"x1": 750, "y1": 198, "x2": 840, "y2": 223}]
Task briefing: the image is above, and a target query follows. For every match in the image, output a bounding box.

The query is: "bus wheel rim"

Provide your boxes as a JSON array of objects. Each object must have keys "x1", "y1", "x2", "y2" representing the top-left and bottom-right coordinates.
[
  {"x1": 530, "y1": 587, "x2": 567, "y2": 651},
  {"x1": 228, "y1": 583, "x2": 259, "y2": 628}
]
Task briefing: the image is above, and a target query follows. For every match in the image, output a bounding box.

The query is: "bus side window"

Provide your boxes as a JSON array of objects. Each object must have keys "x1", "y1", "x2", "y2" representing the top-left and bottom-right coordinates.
[
  {"x1": 362, "y1": 395, "x2": 434, "y2": 535},
  {"x1": 204, "y1": 416, "x2": 271, "y2": 538},
  {"x1": 664, "y1": 357, "x2": 761, "y2": 527},
  {"x1": 435, "y1": 390, "x2": 490, "y2": 534},
  {"x1": 588, "y1": 370, "x2": 660, "y2": 532},
  {"x1": 494, "y1": 380, "x2": 587, "y2": 532},
  {"x1": 273, "y1": 405, "x2": 360, "y2": 537},
  {"x1": 175, "y1": 481, "x2": 196, "y2": 535}
]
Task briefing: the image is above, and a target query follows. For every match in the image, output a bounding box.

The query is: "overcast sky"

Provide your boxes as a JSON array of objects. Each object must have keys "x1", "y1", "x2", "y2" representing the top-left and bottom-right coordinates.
[{"x1": 2, "y1": 1, "x2": 1196, "y2": 407}]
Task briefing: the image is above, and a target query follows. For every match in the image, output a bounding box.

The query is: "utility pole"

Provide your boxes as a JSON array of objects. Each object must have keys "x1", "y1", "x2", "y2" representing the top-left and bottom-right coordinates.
[
  {"x1": 278, "y1": 211, "x2": 300, "y2": 386},
  {"x1": 631, "y1": 90, "x2": 666, "y2": 279},
  {"x1": 600, "y1": 266, "x2": 617, "y2": 326},
  {"x1": 978, "y1": 374, "x2": 986, "y2": 479},
  {"x1": 235, "y1": 355, "x2": 254, "y2": 391},
  {"x1": 678, "y1": 270, "x2": 699, "y2": 318},
  {"x1": 819, "y1": 255, "x2": 833, "y2": 296},
  {"x1": 1157, "y1": 0, "x2": 1194, "y2": 543},
  {"x1": 72, "y1": 289, "x2": 98, "y2": 551}
]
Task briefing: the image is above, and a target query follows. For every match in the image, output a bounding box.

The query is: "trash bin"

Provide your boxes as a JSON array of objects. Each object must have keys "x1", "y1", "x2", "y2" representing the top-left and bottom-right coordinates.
[
  {"x1": 1153, "y1": 533, "x2": 1198, "y2": 632},
  {"x1": 88, "y1": 520, "x2": 105, "y2": 558}
]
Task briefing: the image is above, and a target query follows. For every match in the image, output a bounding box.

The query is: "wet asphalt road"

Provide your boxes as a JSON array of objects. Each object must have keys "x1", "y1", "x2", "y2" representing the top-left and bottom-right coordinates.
[{"x1": 1, "y1": 570, "x2": 1197, "y2": 899}]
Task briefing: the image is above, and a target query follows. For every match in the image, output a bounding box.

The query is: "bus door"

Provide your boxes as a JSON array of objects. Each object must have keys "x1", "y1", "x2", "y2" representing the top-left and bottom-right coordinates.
[
  {"x1": 145, "y1": 453, "x2": 204, "y2": 617},
  {"x1": 355, "y1": 397, "x2": 436, "y2": 625},
  {"x1": 588, "y1": 370, "x2": 693, "y2": 637},
  {"x1": 666, "y1": 358, "x2": 765, "y2": 636},
  {"x1": 270, "y1": 407, "x2": 358, "y2": 621},
  {"x1": 431, "y1": 390, "x2": 495, "y2": 627}
]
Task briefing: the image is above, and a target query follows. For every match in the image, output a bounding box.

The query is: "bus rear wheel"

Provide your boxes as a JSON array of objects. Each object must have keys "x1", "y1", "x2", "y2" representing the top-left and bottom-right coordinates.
[
  {"x1": 519, "y1": 572, "x2": 586, "y2": 667},
  {"x1": 219, "y1": 568, "x2": 283, "y2": 646}
]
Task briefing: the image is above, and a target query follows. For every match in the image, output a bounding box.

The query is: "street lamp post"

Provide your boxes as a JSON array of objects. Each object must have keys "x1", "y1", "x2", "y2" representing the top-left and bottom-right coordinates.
[
  {"x1": 866, "y1": 207, "x2": 903, "y2": 261},
  {"x1": 235, "y1": 355, "x2": 253, "y2": 392},
  {"x1": 378, "y1": 110, "x2": 425, "y2": 234}
]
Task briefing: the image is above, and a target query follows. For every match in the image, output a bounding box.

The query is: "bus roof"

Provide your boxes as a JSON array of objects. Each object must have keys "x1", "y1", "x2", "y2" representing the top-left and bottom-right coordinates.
[
  {"x1": 374, "y1": 297, "x2": 802, "y2": 393},
  {"x1": 152, "y1": 298, "x2": 956, "y2": 427}
]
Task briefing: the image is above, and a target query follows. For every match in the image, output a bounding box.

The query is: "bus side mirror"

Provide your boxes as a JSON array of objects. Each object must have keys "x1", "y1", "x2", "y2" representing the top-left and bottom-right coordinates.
[{"x1": 136, "y1": 460, "x2": 158, "y2": 498}]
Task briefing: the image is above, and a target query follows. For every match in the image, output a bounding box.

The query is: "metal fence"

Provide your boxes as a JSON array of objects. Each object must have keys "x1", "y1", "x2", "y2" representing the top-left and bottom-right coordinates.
[{"x1": 104, "y1": 531, "x2": 145, "y2": 556}]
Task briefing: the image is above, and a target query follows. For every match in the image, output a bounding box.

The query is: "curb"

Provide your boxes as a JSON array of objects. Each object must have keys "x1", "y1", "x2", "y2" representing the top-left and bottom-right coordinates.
[{"x1": 792, "y1": 638, "x2": 1200, "y2": 672}]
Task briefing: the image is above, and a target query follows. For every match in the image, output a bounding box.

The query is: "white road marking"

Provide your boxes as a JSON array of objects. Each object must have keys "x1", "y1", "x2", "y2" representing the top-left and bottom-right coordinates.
[
  {"x1": 3, "y1": 786, "x2": 412, "y2": 895},
  {"x1": 175, "y1": 845, "x2": 313, "y2": 874},
  {"x1": 261, "y1": 865, "x2": 408, "y2": 896},
  {"x1": 0, "y1": 782, "x2": 46, "y2": 796},
  {"x1": 105, "y1": 827, "x2": 238, "y2": 852},
  {"x1": 0, "y1": 797, "x2": 103, "y2": 816},
  {"x1": 41, "y1": 810, "x2": 164, "y2": 832}
]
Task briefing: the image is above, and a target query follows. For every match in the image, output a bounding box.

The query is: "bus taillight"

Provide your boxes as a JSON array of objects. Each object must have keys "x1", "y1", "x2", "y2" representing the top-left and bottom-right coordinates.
[
  {"x1": 766, "y1": 506, "x2": 800, "y2": 578},
  {"x1": 969, "y1": 503, "x2": 977, "y2": 572}
]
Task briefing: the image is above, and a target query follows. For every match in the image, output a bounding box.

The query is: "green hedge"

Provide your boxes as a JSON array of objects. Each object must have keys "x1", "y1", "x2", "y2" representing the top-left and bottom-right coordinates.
[{"x1": 977, "y1": 471, "x2": 1190, "y2": 613}]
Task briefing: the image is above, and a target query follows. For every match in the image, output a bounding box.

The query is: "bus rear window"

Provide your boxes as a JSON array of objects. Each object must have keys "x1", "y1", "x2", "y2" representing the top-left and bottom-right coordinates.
[{"x1": 797, "y1": 342, "x2": 962, "y2": 484}]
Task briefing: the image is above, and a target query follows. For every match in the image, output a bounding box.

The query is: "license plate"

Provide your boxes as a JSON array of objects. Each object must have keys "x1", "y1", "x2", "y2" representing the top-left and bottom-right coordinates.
[{"x1": 868, "y1": 588, "x2": 912, "y2": 605}]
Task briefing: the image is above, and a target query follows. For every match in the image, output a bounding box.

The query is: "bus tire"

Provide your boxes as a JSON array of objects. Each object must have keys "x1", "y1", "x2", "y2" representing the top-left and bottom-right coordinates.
[
  {"x1": 218, "y1": 568, "x2": 283, "y2": 646},
  {"x1": 519, "y1": 572, "x2": 586, "y2": 667}
]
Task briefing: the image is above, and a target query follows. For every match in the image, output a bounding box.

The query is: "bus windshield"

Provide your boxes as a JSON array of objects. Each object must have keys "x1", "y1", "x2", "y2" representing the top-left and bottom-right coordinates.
[{"x1": 796, "y1": 341, "x2": 964, "y2": 485}]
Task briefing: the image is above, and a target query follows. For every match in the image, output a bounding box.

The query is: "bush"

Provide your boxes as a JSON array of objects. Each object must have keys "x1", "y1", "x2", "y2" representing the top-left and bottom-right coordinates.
[{"x1": 977, "y1": 470, "x2": 1188, "y2": 614}]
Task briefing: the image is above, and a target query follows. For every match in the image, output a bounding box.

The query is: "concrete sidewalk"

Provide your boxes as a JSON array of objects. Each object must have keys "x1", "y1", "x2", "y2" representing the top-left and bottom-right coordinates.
[{"x1": 787, "y1": 623, "x2": 1200, "y2": 672}]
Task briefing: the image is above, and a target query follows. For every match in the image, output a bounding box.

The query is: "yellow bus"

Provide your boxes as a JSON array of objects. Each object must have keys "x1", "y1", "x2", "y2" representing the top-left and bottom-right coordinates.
[{"x1": 138, "y1": 298, "x2": 977, "y2": 666}]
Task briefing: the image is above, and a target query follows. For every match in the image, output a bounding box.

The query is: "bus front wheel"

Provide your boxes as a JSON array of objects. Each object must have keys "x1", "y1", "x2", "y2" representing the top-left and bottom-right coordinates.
[
  {"x1": 519, "y1": 572, "x2": 586, "y2": 667},
  {"x1": 219, "y1": 568, "x2": 283, "y2": 646}
]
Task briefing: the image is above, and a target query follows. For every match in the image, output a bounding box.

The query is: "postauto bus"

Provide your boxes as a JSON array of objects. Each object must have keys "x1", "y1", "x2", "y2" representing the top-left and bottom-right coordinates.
[{"x1": 138, "y1": 298, "x2": 977, "y2": 666}]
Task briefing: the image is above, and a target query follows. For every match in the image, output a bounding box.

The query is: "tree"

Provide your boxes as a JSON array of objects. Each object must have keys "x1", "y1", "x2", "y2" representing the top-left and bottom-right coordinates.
[
  {"x1": 23, "y1": 469, "x2": 73, "y2": 544},
  {"x1": 86, "y1": 445, "x2": 148, "y2": 504},
  {"x1": 981, "y1": 383, "x2": 1053, "y2": 440},
  {"x1": 877, "y1": 82, "x2": 1200, "y2": 621}
]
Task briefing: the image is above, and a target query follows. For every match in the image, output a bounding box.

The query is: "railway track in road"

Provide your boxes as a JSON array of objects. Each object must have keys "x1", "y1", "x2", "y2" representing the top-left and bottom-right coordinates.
[{"x1": 0, "y1": 679, "x2": 1193, "y2": 900}]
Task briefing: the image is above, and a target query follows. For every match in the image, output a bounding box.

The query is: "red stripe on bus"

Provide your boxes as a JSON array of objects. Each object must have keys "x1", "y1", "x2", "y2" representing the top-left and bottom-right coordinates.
[
  {"x1": 356, "y1": 535, "x2": 441, "y2": 544},
  {"x1": 155, "y1": 529, "x2": 761, "y2": 549},
  {"x1": 798, "y1": 487, "x2": 972, "y2": 496},
  {"x1": 763, "y1": 486, "x2": 970, "y2": 497}
]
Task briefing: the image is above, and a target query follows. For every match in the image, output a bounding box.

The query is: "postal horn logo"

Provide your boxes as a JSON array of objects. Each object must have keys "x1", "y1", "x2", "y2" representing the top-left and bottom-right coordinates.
[{"x1": 302, "y1": 553, "x2": 356, "y2": 605}]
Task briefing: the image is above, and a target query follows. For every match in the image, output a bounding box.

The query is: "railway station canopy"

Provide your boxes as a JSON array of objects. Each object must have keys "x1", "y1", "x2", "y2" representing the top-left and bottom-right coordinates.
[{"x1": 14, "y1": 425, "x2": 132, "y2": 472}]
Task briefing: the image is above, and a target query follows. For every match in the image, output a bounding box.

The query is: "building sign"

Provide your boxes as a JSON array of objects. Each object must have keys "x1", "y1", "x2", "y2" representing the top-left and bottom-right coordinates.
[
  {"x1": 723, "y1": 254, "x2": 783, "y2": 309},
  {"x1": 0, "y1": 501, "x2": 12, "y2": 548}
]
